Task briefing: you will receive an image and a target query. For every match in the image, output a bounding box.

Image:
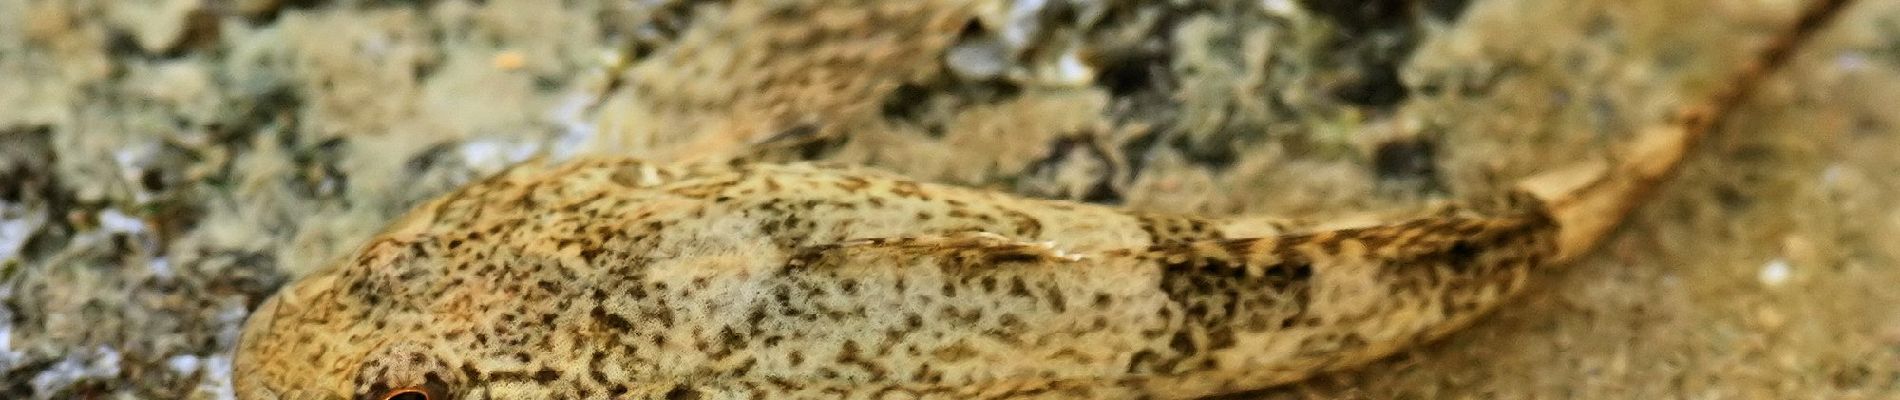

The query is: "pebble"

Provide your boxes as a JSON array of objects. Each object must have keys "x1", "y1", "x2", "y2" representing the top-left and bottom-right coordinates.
[
  {"x1": 1758, "y1": 258, "x2": 1791, "y2": 287},
  {"x1": 1039, "y1": 49, "x2": 1096, "y2": 87},
  {"x1": 0, "y1": 204, "x2": 38, "y2": 263},
  {"x1": 1001, "y1": 0, "x2": 1048, "y2": 50},
  {"x1": 945, "y1": 37, "x2": 1009, "y2": 80},
  {"x1": 493, "y1": 50, "x2": 528, "y2": 71}
]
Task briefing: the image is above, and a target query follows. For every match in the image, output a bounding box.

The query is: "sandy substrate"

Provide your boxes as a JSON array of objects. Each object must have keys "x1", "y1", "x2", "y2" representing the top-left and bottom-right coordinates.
[{"x1": 1, "y1": 0, "x2": 1896, "y2": 398}]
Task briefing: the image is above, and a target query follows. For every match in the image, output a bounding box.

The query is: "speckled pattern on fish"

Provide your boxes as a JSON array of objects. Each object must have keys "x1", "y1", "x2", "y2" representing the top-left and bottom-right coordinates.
[
  {"x1": 227, "y1": 0, "x2": 1855, "y2": 398},
  {"x1": 234, "y1": 159, "x2": 1553, "y2": 399}
]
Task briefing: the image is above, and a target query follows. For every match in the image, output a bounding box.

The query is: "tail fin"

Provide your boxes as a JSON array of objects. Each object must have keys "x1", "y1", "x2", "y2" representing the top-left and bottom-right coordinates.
[{"x1": 1514, "y1": 0, "x2": 1856, "y2": 263}]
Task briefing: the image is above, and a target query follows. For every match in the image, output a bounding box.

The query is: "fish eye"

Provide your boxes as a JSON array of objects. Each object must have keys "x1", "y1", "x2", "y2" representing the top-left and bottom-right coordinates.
[
  {"x1": 352, "y1": 342, "x2": 460, "y2": 400},
  {"x1": 379, "y1": 387, "x2": 438, "y2": 400}
]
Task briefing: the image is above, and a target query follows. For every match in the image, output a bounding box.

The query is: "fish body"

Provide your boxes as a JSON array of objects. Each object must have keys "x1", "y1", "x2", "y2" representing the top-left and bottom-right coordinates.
[
  {"x1": 233, "y1": 0, "x2": 1850, "y2": 397},
  {"x1": 235, "y1": 160, "x2": 1550, "y2": 399}
]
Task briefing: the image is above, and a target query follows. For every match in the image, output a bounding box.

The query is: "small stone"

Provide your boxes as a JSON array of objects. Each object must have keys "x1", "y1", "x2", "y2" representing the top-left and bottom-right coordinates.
[
  {"x1": 1758, "y1": 258, "x2": 1791, "y2": 287},
  {"x1": 1834, "y1": 52, "x2": 1871, "y2": 72},
  {"x1": 0, "y1": 207, "x2": 39, "y2": 263},
  {"x1": 1030, "y1": 50, "x2": 1095, "y2": 87},
  {"x1": 1260, "y1": 0, "x2": 1300, "y2": 16},
  {"x1": 493, "y1": 50, "x2": 528, "y2": 71},
  {"x1": 97, "y1": 208, "x2": 148, "y2": 235},
  {"x1": 945, "y1": 37, "x2": 1009, "y2": 81},
  {"x1": 1001, "y1": 0, "x2": 1048, "y2": 50},
  {"x1": 165, "y1": 354, "x2": 201, "y2": 375}
]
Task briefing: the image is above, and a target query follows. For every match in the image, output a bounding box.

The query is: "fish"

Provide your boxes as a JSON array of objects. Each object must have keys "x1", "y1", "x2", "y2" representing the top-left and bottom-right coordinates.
[{"x1": 231, "y1": 0, "x2": 1853, "y2": 398}]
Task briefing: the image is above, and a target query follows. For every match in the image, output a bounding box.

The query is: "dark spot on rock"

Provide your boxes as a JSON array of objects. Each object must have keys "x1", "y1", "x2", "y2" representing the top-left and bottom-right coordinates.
[
  {"x1": 1298, "y1": 0, "x2": 1423, "y2": 107},
  {"x1": 1372, "y1": 137, "x2": 1443, "y2": 193},
  {"x1": 1333, "y1": 63, "x2": 1410, "y2": 107},
  {"x1": 882, "y1": 84, "x2": 932, "y2": 122},
  {"x1": 1422, "y1": 0, "x2": 1473, "y2": 22},
  {"x1": 1095, "y1": 44, "x2": 1172, "y2": 97},
  {"x1": 1299, "y1": 0, "x2": 1415, "y2": 37}
]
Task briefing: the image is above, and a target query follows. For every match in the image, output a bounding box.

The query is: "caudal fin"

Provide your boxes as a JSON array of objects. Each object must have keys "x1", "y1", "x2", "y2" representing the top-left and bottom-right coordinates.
[{"x1": 1515, "y1": 0, "x2": 1857, "y2": 263}]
